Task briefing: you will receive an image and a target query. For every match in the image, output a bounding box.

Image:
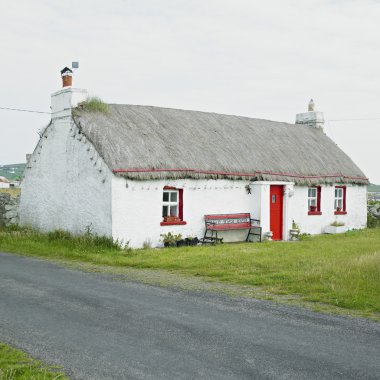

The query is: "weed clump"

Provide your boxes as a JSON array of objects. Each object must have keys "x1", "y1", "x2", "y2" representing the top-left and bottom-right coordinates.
[
  {"x1": 46, "y1": 229, "x2": 122, "y2": 251},
  {"x1": 78, "y1": 97, "x2": 109, "y2": 114}
]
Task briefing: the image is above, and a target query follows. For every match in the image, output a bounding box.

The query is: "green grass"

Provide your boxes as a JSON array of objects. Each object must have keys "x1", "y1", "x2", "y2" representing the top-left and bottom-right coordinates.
[
  {"x1": 1, "y1": 227, "x2": 380, "y2": 317},
  {"x1": 0, "y1": 343, "x2": 66, "y2": 379},
  {"x1": 77, "y1": 97, "x2": 109, "y2": 114}
]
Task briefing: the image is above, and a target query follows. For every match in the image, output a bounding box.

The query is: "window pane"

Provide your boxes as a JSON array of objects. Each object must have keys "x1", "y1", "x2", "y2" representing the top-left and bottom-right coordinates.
[
  {"x1": 163, "y1": 192, "x2": 169, "y2": 202},
  {"x1": 170, "y1": 205, "x2": 178, "y2": 216},
  {"x1": 308, "y1": 188, "x2": 316, "y2": 197},
  {"x1": 310, "y1": 199, "x2": 316, "y2": 206},
  {"x1": 162, "y1": 205, "x2": 168, "y2": 217},
  {"x1": 170, "y1": 191, "x2": 178, "y2": 202},
  {"x1": 335, "y1": 200, "x2": 343, "y2": 210}
]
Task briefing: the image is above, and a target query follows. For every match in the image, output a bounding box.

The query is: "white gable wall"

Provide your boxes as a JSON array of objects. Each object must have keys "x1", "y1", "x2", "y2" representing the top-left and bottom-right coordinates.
[{"x1": 19, "y1": 118, "x2": 113, "y2": 236}]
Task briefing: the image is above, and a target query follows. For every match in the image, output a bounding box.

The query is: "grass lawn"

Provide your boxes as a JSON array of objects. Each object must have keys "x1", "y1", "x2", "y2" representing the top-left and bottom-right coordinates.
[
  {"x1": 0, "y1": 227, "x2": 379, "y2": 318},
  {"x1": 0, "y1": 342, "x2": 66, "y2": 379}
]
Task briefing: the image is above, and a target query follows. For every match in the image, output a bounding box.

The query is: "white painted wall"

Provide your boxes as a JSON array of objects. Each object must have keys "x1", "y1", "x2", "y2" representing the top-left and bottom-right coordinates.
[
  {"x1": 112, "y1": 179, "x2": 367, "y2": 248},
  {"x1": 20, "y1": 89, "x2": 113, "y2": 236},
  {"x1": 112, "y1": 177, "x2": 259, "y2": 248},
  {"x1": 290, "y1": 184, "x2": 367, "y2": 234}
]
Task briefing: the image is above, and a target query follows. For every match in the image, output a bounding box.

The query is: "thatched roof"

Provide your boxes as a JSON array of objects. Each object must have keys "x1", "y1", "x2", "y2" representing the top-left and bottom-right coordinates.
[{"x1": 72, "y1": 104, "x2": 368, "y2": 185}]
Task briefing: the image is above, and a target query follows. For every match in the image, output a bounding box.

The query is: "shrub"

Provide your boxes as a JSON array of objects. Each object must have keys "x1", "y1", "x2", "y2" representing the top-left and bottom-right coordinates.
[
  {"x1": 367, "y1": 202, "x2": 380, "y2": 228},
  {"x1": 368, "y1": 213, "x2": 380, "y2": 229}
]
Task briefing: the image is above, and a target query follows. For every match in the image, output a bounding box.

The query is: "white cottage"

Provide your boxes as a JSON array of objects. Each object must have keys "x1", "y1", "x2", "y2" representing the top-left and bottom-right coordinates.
[
  {"x1": 20, "y1": 69, "x2": 369, "y2": 247},
  {"x1": 0, "y1": 177, "x2": 10, "y2": 189}
]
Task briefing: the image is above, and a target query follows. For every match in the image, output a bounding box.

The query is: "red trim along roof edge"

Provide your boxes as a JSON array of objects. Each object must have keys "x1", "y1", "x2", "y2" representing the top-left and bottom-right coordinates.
[{"x1": 112, "y1": 168, "x2": 368, "y2": 182}]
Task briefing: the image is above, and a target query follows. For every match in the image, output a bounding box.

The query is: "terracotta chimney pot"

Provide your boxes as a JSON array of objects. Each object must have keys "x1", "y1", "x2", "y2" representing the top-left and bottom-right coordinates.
[{"x1": 60, "y1": 67, "x2": 73, "y2": 88}]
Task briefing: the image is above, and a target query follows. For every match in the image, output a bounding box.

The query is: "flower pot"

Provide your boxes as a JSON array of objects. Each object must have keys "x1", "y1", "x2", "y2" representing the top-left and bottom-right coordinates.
[
  {"x1": 289, "y1": 229, "x2": 300, "y2": 241},
  {"x1": 309, "y1": 205, "x2": 317, "y2": 212},
  {"x1": 324, "y1": 225, "x2": 347, "y2": 234},
  {"x1": 164, "y1": 241, "x2": 176, "y2": 247},
  {"x1": 265, "y1": 231, "x2": 273, "y2": 241},
  {"x1": 176, "y1": 239, "x2": 186, "y2": 247},
  {"x1": 164, "y1": 216, "x2": 180, "y2": 223}
]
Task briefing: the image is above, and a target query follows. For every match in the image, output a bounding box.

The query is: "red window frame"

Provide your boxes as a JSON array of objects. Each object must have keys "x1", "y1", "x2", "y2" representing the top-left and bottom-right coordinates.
[
  {"x1": 334, "y1": 186, "x2": 347, "y2": 215},
  {"x1": 308, "y1": 186, "x2": 322, "y2": 215},
  {"x1": 160, "y1": 186, "x2": 187, "y2": 226}
]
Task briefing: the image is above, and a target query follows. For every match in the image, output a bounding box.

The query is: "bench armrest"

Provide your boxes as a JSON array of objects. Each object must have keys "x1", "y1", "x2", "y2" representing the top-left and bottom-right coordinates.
[{"x1": 250, "y1": 218, "x2": 261, "y2": 226}]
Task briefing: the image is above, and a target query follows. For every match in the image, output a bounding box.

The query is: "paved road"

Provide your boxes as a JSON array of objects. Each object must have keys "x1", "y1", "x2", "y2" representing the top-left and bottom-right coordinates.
[{"x1": 0, "y1": 252, "x2": 379, "y2": 380}]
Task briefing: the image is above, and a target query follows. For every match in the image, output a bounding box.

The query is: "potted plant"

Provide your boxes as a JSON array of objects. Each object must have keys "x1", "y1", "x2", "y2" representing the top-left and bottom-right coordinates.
[
  {"x1": 324, "y1": 221, "x2": 346, "y2": 234},
  {"x1": 309, "y1": 205, "x2": 317, "y2": 212},
  {"x1": 185, "y1": 236, "x2": 199, "y2": 246},
  {"x1": 160, "y1": 232, "x2": 177, "y2": 247},
  {"x1": 265, "y1": 231, "x2": 273, "y2": 241},
  {"x1": 289, "y1": 220, "x2": 300, "y2": 241},
  {"x1": 175, "y1": 234, "x2": 186, "y2": 247}
]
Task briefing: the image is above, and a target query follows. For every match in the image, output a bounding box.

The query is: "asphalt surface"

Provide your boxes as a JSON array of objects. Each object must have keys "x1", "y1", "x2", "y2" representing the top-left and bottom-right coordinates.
[{"x1": 0, "y1": 252, "x2": 379, "y2": 380}]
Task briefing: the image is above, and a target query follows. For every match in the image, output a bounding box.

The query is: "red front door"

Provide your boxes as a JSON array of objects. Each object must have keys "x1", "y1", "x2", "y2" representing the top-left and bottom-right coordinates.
[{"x1": 270, "y1": 185, "x2": 283, "y2": 240}]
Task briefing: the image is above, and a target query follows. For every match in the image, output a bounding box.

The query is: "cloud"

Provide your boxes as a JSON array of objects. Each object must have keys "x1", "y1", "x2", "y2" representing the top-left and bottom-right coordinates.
[{"x1": 0, "y1": 0, "x2": 379, "y2": 182}]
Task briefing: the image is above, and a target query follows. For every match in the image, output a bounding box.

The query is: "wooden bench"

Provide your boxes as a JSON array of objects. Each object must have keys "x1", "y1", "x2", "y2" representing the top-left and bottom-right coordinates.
[{"x1": 200, "y1": 213, "x2": 262, "y2": 244}]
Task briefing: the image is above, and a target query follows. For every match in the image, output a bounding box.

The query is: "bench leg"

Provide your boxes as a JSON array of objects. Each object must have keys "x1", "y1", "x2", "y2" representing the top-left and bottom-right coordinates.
[{"x1": 246, "y1": 228, "x2": 252, "y2": 242}]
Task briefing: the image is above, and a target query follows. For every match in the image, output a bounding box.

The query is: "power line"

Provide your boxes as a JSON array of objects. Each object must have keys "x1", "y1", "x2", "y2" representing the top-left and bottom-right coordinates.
[
  {"x1": 328, "y1": 118, "x2": 380, "y2": 122},
  {"x1": 1, "y1": 105, "x2": 380, "y2": 121},
  {"x1": 0, "y1": 106, "x2": 50, "y2": 115}
]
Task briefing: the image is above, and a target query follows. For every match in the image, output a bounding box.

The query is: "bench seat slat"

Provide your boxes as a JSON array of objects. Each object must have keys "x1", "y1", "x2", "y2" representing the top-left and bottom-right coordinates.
[
  {"x1": 208, "y1": 222, "x2": 252, "y2": 231},
  {"x1": 205, "y1": 213, "x2": 250, "y2": 220}
]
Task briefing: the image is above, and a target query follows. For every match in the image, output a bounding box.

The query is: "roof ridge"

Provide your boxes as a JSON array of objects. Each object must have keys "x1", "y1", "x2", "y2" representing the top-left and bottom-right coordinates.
[{"x1": 105, "y1": 103, "x2": 296, "y2": 126}]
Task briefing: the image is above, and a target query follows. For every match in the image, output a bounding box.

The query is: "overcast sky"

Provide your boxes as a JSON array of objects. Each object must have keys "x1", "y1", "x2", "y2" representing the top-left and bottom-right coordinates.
[{"x1": 1, "y1": 0, "x2": 379, "y2": 183}]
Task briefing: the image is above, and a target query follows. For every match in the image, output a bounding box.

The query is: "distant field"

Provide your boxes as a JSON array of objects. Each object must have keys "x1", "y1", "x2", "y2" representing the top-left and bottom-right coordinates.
[
  {"x1": 0, "y1": 163, "x2": 25, "y2": 181},
  {"x1": 0, "y1": 188, "x2": 21, "y2": 197},
  {"x1": 369, "y1": 184, "x2": 380, "y2": 192}
]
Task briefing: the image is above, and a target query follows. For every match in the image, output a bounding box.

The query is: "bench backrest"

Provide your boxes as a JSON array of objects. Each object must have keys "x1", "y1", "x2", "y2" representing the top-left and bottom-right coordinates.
[{"x1": 204, "y1": 213, "x2": 251, "y2": 226}]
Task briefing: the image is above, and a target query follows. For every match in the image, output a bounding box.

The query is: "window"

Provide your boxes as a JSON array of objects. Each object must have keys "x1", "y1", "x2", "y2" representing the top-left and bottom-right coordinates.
[
  {"x1": 308, "y1": 186, "x2": 321, "y2": 215},
  {"x1": 160, "y1": 186, "x2": 187, "y2": 226},
  {"x1": 334, "y1": 186, "x2": 347, "y2": 214},
  {"x1": 162, "y1": 189, "x2": 178, "y2": 218}
]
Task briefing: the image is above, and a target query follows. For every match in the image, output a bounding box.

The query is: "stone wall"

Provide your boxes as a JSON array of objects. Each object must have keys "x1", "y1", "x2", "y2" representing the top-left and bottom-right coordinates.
[{"x1": 0, "y1": 193, "x2": 19, "y2": 227}]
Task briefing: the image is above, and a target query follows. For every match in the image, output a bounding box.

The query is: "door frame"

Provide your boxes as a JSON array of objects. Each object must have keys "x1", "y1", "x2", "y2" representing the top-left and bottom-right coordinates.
[
  {"x1": 270, "y1": 185, "x2": 284, "y2": 240},
  {"x1": 251, "y1": 181, "x2": 294, "y2": 241}
]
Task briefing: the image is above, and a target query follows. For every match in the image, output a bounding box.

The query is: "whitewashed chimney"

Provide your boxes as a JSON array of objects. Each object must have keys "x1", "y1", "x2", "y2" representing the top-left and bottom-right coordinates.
[
  {"x1": 295, "y1": 99, "x2": 324, "y2": 130},
  {"x1": 51, "y1": 67, "x2": 88, "y2": 119}
]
